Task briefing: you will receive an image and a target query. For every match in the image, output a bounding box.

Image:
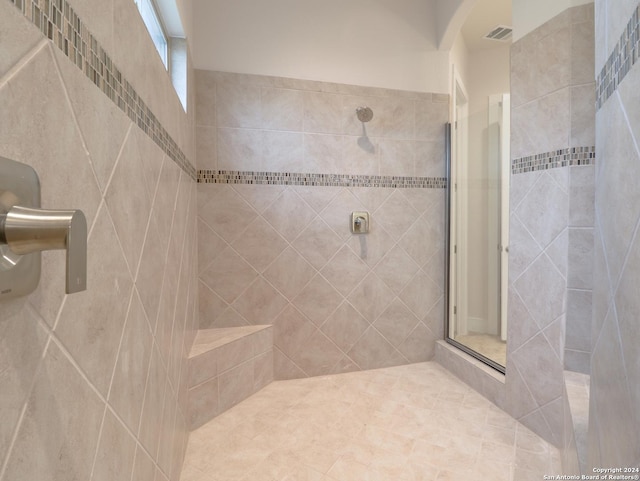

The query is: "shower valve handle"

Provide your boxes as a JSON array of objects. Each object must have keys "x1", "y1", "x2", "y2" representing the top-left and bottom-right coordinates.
[{"x1": 0, "y1": 205, "x2": 87, "y2": 294}]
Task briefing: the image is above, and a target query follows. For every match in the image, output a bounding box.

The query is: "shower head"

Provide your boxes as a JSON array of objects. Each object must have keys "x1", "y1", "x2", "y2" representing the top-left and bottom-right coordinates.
[{"x1": 356, "y1": 106, "x2": 373, "y2": 123}]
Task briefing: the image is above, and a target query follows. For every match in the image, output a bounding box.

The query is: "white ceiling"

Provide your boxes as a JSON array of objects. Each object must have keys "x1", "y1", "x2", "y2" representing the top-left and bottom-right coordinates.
[{"x1": 461, "y1": 0, "x2": 512, "y2": 51}]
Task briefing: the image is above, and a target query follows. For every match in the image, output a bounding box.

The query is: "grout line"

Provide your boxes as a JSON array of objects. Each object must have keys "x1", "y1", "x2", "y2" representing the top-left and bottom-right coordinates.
[{"x1": 0, "y1": 36, "x2": 48, "y2": 88}]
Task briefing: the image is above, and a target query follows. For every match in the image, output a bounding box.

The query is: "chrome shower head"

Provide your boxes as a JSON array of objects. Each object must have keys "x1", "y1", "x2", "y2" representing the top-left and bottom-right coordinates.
[{"x1": 356, "y1": 106, "x2": 373, "y2": 123}]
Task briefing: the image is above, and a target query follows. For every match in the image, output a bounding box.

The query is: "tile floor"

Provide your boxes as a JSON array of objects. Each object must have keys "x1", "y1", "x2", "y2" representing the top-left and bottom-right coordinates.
[{"x1": 181, "y1": 362, "x2": 560, "y2": 481}]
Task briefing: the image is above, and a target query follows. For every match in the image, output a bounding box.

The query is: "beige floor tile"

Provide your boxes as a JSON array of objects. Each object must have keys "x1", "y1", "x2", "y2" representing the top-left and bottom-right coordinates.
[
  {"x1": 181, "y1": 362, "x2": 559, "y2": 481},
  {"x1": 404, "y1": 462, "x2": 440, "y2": 481},
  {"x1": 472, "y1": 461, "x2": 513, "y2": 481},
  {"x1": 327, "y1": 456, "x2": 379, "y2": 481}
]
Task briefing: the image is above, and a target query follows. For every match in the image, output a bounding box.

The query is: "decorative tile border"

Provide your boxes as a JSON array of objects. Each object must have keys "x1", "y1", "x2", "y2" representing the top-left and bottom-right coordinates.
[
  {"x1": 512, "y1": 147, "x2": 596, "y2": 174},
  {"x1": 596, "y1": 5, "x2": 640, "y2": 110},
  {"x1": 197, "y1": 170, "x2": 447, "y2": 189},
  {"x1": 8, "y1": 0, "x2": 196, "y2": 179}
]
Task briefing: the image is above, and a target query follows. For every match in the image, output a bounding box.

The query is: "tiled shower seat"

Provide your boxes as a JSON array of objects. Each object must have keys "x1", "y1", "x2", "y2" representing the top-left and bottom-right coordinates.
[{"x1": 187, "y1": 325, "x2": 273, "y2": 429}]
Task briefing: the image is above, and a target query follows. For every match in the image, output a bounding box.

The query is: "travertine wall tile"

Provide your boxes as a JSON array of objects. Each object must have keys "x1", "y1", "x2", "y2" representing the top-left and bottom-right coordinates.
[
  {"x1": 196, "y1": 71, "x2": 447, "y2": 379},
  {"x1": 591, "y1": 1, "x2": 640, "y2": 458},
  {"x1": 0, "y1": 2, "x2": 197, "y2": 481}
]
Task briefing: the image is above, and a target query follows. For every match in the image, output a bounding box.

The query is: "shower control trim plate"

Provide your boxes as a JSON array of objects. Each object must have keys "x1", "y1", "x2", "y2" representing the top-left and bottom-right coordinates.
[{"x1": 351, "y1": 211, "x2": 370, "y2": 234}]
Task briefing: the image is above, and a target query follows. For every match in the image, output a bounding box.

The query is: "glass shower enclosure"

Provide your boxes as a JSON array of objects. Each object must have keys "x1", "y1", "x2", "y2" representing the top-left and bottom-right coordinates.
[{"x1": 446, "y1": 92, "x2": 510, "y2": 372}]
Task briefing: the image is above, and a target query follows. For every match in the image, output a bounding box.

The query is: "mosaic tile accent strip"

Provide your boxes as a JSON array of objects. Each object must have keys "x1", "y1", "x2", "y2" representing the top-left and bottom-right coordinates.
[
  {"x1": 512, "y1": 146, "x2": 596, "y2": 175},
  {"x1": 8, "y1": 0, "x2": 196, "y2": 180},
  {"x1": 197, "y1": 170, "x2": 447, "y2": 189},
  {"x1": 596, "y1": 4, "x2": 640, "y2": 110}
]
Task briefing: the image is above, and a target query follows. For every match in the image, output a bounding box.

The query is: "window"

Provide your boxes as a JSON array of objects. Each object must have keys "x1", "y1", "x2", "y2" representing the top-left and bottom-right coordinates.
[
  {"x1": 134, "y1": 0, "x2": 187, "y2": 111},
  {"x1": 134, "y1": 0, "x2": 169, "y2": 68}
]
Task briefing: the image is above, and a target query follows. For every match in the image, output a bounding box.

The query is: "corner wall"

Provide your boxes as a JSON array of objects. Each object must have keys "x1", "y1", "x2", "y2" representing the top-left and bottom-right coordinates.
[
  {"x1": 0, "y1": 1, "x2": 197, "y2": 480},
  {"x1": 589, "y1": 0, "x2": 640, "y2": 467},
  {"x1": 508, "y1": 2, "x2": 595, "y2": 445},
  {"x1": 196, "y1": 70, "x2": 449, "y2": 379}
]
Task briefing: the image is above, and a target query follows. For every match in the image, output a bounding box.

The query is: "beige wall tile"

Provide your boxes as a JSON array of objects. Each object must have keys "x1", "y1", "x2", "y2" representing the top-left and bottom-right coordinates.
[
  {"x1": 347, "y1": 327, "x2": 401, "y2": 370},
  {"x1": 264, "y1": 247, "x2": 316, "y2": 299},
  {"x1": 189, "y1": 345, "x2": 218, "y2": 388},
  {"x1": 218, "y1": 362, "x2": 255, "y2": 412},
  {"x1": 200, "y1": 247, "x2": 258, "y2": 303},
  {"x1": 231, "y1": 277, "x2": 288, "y2": 325},
  {"x1": 342, "y1": 135, "x2": 380, "y2": 175},
  {"x1": 398, "y1": 322, "x2": 437, "y2": 362},
  {"x1": 261, "y1": 87, "x2": 304, "y2": 131},
  {"x1": 189, "y1": 377, "x2": 220, "y2": 430},
  {"x1": 196, "y1": 125, "x2": 218, "y2": 171},
  {"x1": 92, "y1": 409, "x2": 137, "y2": 481},
  {"x1": 0, "y1": 3, "x2": 43, "y2": 78},
  {"x1": 263, "y1": 130, "x2": 304, "y2": 172},
  {"x1": 570, "y1": 85, "x2": 596, "y2": 148},
  {"x1": 375, "y1": 191, "x2": 421, "y2": 241},
  {"x1": 320, "y1": 246, "x2": 370, "y2": 296},
  {"x1": 293, "y1": 274, "x2": 343, "y2": 327},
  {"x1": 289, "y1": 330, "x2": 344, "y2": 377},
  {"x1": 303, "y1": 91, "x2": 343, "y2": 134},
  {"x1": 399, "y1": 270, "x2": 441, "y2": 320},
  {"x1": 263, "y1": 188, "x2": 316, "y2": 241},
  {"x1": 511, "y1": 15, "x2": 571, "y2": 108},
  {"x1": 374, "y1": 245, "x2": 421, "y2": 295},
  {"x1": 374, "y1": 299, "x2": 421, "y2": 348},
  {"x1": 0, "y1": 5, "x2": 197, "y2": 481},
  {"x1": 52, "y1": 48, "x2": 130, "y2": 194},
  {"x1": 347, "y1": 221, "x2": 396, "y2": 268},
  {"x1": 292, "y1": 219, "x2": 343, "y2": 270},
  {"x1": 321, "y1": 301, "x2": 369, "y2": 353},
  {"x1": 511, "y1": 88, "x2": 571, "y2": 159},
  {"x1": 108, "y1": 290, "x2": 154, "y2": 433},
  {"x1": 379, "y1": 139, "x2": 415, "y2": 176},
  {"x1": 567, "y1": 228, "x2": 594, "y2": 289},
  {"x1": 231, "y1": 217, "x2": 288, "y2": 273},
  {"x1": 304, "y1": 133, "x2": 343, "y2": 173},
  {"x1": 105, "y1": 129, "x2": 154, "y2": 274},
  {"x1": 273, "y1": 305, "x2": 317, "y2": 358},
  {"x1": 253, "y1": 350, "x2": 274, "y2": 391},
  {"x1": 195, "y1": 70, "x2": 217, "y2": 127},
  {"x1": 216, "y1": 82, "x2": 262, "y2": 129},
  {"x1": 217, "y1": 128, "x2": 264, "y2": 171},
  {"x1": 54, "y1": 206, "x2": 133, "y2": 395},
  {"x1": 348, "y1": 273, "x2": 395, "y2": 323},
  {"x1": 416, "y1": 99, "x2": 449, "y2": 141},
  {"x1": 0, "y1": 301, "x2": 48, "y2": 464},
  {"x1": 3, "y1": 342, "x2": 105, "y2": 481}
]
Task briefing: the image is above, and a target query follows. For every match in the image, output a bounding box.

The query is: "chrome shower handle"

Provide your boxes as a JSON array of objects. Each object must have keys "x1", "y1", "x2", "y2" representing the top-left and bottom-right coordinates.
[{"x1": 0, "y1": 206, "x2": 87, "y2": 294}]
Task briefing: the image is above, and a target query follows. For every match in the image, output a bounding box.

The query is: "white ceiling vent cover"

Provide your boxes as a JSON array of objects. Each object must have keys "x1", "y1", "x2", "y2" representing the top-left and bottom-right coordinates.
[{"x1": 484, "y1": 25, "x2": 513, "y2": 41}]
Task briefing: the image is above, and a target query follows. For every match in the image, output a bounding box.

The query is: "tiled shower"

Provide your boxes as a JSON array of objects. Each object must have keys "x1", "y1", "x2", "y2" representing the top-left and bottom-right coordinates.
[
  {"x1": 1, "y1": 0, "x2": 639, "y2": 480},
  {"x1": 195, "y1": 70, "x2": 449, "y2": 381}
]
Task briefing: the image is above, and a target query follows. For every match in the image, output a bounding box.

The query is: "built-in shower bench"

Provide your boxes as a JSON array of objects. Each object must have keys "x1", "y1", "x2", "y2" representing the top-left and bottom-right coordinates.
[{"x1": 187, "y1": 325, "x2": 273, "y2": 429}]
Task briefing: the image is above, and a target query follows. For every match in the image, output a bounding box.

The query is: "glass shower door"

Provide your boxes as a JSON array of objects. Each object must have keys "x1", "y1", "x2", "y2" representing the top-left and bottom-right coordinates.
[{"x1": 447, "y1": 93, "x2": 510, "y2": 372}]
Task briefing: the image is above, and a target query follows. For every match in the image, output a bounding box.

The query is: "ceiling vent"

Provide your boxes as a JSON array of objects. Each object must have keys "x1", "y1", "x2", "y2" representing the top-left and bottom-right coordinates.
[{"x1": 483, "y1": 25, "x2": 513, "y2": 42}]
